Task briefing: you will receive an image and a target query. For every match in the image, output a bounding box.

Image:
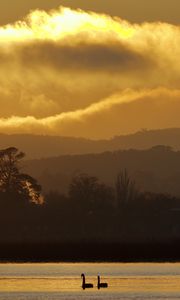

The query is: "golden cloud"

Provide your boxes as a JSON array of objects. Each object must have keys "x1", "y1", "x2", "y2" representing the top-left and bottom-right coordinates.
[
  {"x1": 0, "y1": 88, "x2": 180, "y2": 138},
  {"x1": 0, "y1": 7, "x2": 180, "y2": 137}
]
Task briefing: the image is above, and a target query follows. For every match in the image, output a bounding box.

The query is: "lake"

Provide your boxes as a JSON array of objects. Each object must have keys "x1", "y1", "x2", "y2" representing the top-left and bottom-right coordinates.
[{"x1": 0, "y1": 263, "x2": 180, "y2": 299}]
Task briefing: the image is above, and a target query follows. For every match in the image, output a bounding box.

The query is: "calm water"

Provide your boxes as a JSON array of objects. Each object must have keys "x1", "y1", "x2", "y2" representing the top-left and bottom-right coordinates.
[{"x1": 0, "y1": 263, "x2": 180, "y2": 299}]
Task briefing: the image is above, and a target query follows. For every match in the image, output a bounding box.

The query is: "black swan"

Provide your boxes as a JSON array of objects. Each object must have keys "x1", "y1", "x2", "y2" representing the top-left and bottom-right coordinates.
[
  {"x1": 81, "y1": 273, "x2": 93, "y2": 289},
  {"x1": 97, "y1": 275, "x2": 108, "y2": 289}
]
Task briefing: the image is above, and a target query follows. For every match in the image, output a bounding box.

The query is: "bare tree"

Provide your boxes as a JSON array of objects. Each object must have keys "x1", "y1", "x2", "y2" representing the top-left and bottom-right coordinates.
[
  {"x1": 69, "y1": 173, "x2": 113, "y2": 213},
  {"x1": 115, "y1": 169, "x2": 138, "y2": 208}
]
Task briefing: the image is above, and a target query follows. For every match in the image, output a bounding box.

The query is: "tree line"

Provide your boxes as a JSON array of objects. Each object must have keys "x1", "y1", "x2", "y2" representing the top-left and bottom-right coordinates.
[{"x1": 0, "y1": 147, "x2": 180, "y2": 245}]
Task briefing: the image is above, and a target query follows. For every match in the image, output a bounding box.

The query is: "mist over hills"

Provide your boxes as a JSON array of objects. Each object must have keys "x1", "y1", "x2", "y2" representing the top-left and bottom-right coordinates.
[
  {"x1": 2, "y1": 127, "x2": 180, "y2": 197},
  {"x1": 24, "y1": 145, "x2": 180, "y2": 197},
  {"x1": 1, "y1": 128, "x2": 180, "y2": 159}
]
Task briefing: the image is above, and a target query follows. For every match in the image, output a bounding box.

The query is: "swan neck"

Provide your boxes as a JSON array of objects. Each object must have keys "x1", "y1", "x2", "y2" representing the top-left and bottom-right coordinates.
[{"x1": 81, "y1": 274, "x2": 85, "y2": 286}]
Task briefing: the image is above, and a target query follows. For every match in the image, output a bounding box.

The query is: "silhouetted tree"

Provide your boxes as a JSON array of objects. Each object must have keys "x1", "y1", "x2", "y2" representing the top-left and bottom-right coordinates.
[
  {"x1": 115, "y1": 169, "x2": 138, "y2": 208},
  {"x1": 69, "y1": 173, "x2": 113, "y2": 214},
  {"x1": 0, "y1": 147, "x2": 42, "y2": 204}
]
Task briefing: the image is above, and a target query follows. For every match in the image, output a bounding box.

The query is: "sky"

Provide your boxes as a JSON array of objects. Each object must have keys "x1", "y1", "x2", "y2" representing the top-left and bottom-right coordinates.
[{"x1": 0, "y1": 1, "x2": 180, "y2": 139}]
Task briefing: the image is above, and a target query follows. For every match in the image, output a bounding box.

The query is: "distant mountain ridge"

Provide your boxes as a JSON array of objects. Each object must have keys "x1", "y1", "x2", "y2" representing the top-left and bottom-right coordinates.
[{"x1": 1, "y1": 128, "x2": 180, "y2": 158}]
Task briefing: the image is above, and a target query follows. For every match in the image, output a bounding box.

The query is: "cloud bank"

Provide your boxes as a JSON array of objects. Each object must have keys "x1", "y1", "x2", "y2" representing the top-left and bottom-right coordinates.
[{"x1": 0, "y1": 6, "x2": 180, "y2": 138}]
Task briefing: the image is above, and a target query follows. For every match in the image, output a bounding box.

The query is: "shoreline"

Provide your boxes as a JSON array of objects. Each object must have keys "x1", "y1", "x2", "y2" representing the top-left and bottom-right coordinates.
[{"x1": 0, "y1": 241, "x2": 180, "y2": 263}]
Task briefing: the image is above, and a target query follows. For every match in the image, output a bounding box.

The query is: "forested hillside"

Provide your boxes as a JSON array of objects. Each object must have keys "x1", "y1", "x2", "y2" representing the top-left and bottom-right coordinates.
[{"x1": 25, "y1": 146, "x2": 180, "y2": 196}]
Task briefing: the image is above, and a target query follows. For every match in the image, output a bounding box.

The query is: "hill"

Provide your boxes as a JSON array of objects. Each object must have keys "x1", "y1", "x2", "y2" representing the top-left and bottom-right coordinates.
[
  {"x1": 24, "y1": 145, "x2": 180, "y2": 196},
  {"x1": 1, "y1": 128, "x2": 180, "y2": 158}
]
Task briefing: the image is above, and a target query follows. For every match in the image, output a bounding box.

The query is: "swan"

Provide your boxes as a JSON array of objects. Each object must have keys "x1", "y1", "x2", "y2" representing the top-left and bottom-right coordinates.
[
  {"x1": 81, "y1": 273, "x2": 93, "y2": 289},
  {"x1": 97, "y1": 275, "x2": 108, "y2": 289}
]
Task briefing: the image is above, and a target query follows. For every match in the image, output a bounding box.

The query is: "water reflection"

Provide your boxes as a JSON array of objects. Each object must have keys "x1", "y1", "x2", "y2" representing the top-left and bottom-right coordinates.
[
  {"x1": 1, "y1": 263, "x2": 180, "y2": 299},
  {"x1": 1, "y1": 276, "x2": 180, "y2": 293}
]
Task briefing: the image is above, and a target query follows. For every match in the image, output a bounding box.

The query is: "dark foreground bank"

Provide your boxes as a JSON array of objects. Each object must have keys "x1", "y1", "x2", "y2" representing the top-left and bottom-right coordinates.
[{"x1": 1, "y1": 241, "x2": 180, "y2": 262}]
